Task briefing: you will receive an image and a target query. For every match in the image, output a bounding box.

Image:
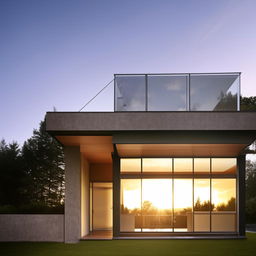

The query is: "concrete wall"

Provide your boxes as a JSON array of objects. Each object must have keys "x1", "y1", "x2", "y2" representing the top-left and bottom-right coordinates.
[
  {"x1": 64, "y1": 146, "x2": 81, "y2": 243},
  {"x1": 46, "y1": 112, "x2": 256, "y2": 132},
  {"x1": 0, "y1": 214, "x2": 64, "y2": 242},
  {"x1": 81, "y1": 156, "x2": 90, "y2": 237}
]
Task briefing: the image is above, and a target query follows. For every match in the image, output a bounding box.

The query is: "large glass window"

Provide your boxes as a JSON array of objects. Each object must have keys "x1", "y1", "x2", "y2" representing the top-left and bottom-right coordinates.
[
  {"x1": 147, "y1": 75, "x2": 187, "y2": 111},
  {"x1": 120, "y1": 158, "x2": 141, "y2": 173},
  {"x1": 142, "y1": 158, "x2": 172, "y2": 172},
  {"x1": 120, "y1": 158, "x2": 237, "y2": 233},
  {"x1": 174, "y1": 158, "x2": 192, "y2": 173},
  {"x1": 142, "y1": 179, "x2": 172, "y2": 232},
  {"x1": 211, "y1": 179, "x2": 236, "y2": 232},
  {"x1": 212, "y1": 158, "x2": 236, "y2": 175},
  {"x1": 194, "y1": 158, "x2": 210, "y2": 174},
  {"x1": 174, "y1": 179, "x2": 193, "y2": 232},
  {"x1": 194, "y1": 179, "x2": 211, "y2": 232},
  {"x1": 120, "y1": 179, "x2": 141, "y2": 232}
]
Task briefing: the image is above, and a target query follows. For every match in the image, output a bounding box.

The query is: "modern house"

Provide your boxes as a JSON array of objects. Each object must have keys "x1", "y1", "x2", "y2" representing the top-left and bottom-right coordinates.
[{"x1": 45, "y1": 72, "x2": 256, "y2": 243}]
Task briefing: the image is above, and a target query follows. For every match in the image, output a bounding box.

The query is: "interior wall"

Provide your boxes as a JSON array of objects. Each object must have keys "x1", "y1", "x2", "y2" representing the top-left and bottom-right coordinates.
[
  {"x1": 81, "y1": 156, "x2": 90, "y2": 237},
  {"x1": 90, "y1": 163, "x2": 113, "y2": 182}
]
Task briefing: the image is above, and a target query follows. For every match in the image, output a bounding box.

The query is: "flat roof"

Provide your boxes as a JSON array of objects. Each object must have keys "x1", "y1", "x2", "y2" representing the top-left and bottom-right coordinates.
[{"x1": 46, "y1": 111, "x2": 256, "y2": 133}]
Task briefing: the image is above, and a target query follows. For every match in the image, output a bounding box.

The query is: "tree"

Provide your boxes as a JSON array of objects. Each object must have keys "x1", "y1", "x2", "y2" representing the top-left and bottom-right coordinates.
[
  {"x1": 246, "y1": 160, "x2": 256, "y2": 200},
  {"x1": 241, "y1": 96, "x2": 256, "y2": 111},
  {"x1": 22, "y1": 120, "x2": 65, "y2": 207},
  {"x1": 194, "y1": 198, "x2": 214, "y2": 211},
  {"x1": 216, "y1": 197, "x2": 236, "y2": 211},
  {"x1": 0, "y1": 140, "x2": 27, "y2": 206}
]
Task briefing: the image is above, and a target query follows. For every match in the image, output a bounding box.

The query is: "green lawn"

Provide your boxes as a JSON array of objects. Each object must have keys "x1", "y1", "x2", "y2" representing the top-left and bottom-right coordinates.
[{"x1": 1, "y1": 233, "x2": 256, "y2": 256}]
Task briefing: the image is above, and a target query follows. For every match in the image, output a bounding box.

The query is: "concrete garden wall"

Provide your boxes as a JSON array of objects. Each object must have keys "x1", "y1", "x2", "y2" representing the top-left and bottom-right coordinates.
[{"x1": 0, "y1": 214, "x2": 64, "y2": 242}]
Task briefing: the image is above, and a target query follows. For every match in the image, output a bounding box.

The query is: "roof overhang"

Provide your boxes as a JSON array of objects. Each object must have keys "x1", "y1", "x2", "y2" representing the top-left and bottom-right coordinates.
[{"x1": 46, "y1": 112, "x2": 256, "y2": 162}]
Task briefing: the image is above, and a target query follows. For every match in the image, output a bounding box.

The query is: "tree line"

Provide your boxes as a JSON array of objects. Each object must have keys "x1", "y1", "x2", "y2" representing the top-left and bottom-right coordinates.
[{"x1": 0, "y1": 121, "x2": 64, "y2": 213}]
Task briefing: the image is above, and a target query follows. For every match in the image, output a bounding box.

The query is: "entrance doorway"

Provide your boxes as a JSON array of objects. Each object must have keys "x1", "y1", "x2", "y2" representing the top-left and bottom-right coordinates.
[{"x1": 90, "y1": 182, "x2": 113, "y2": 231}]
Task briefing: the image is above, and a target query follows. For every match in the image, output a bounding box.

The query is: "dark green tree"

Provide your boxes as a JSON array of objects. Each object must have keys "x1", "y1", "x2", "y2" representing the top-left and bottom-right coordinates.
[
  {"x1": 22, "y1": 120, "x2": 65, "y2": 207},
  {"x1": 246, "y1": 160, "x2": 256, "y2": 200},
  {"x1": 0, "y1": 140, "x2": 27, "y2": 207},
  {"x1": 241, "y1": 96, "x2": 256, "y2": 111}
]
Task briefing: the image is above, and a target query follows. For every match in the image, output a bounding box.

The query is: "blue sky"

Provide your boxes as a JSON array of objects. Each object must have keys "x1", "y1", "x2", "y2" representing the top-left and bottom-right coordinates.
[{"x1": 1, "y1": 0, "x2": 256, "y2": 145}]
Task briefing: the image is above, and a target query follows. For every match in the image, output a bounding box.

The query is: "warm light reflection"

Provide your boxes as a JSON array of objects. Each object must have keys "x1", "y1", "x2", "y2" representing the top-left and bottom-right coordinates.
[
  {"x1": 120, "y1": 157, "x2": 237, "y2": 233},
  {"x1": 212, "y1": 179, "x2": 236, "y2": 210},
  {"x1": 174, "y1": 158, "x2": 192, "y2": 173},
  {"x1": 143, "y1": 158, "x2": 172, "y2": 172},
  {"x1": 174, "y1": 179, "x2": 192, "y2": 209},
  {"x1": 121, "y1": 179, "x2": 141, "y2": 210},
  {"x1": 194, "y1": 158, "x2": 210, "y2": 173},
  {"x1": 194, "y1": 179, "x2": 210, "y2": 210},
  {"x1": 142, "y1": 179, "x2": 172, "y2": 209},
  {"x1": 121, "y1": 159, "x2": 141, "y2": 173},
  {"x1": 212, "y1": 158, "x2": 236, "y2": 174}
]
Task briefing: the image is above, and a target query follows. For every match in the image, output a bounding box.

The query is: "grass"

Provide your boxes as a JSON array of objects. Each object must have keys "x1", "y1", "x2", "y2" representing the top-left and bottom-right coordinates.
[{"x1": 0, "y1": 233, "x2": 256, "y2": 256}]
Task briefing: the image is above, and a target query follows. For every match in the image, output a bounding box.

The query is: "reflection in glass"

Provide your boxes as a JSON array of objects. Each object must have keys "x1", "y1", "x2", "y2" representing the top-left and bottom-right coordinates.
[
  {"x1": 190, "y1": 74, "x2": 239, "y2": 111},
  {"x1": 120, "y1": 179, "x2": 141, "y2": 232},
  {"x1": 148, "y1": 75, "x2": 187, "y2": 111},
  {"x1": 142, "y1": 179, "x2": 172, "y2": 232},
  {"x1": 120, "y1": 159, "x2": 141, "y2": 173},
  {"x1": 174, "y1": 158, "x2": 192, "y2": 173},
  {"x1": 211, "y1": 179, "x2": 236, "y2": 211},
  {"x1": 194, "y1": 158, "x2": 210, "y2": 174},
  {"x1": 174, "y1": 179, "x2": 193, "y2": 232},
  {"x1": 142, "y1": 158, "x2": 172, "y2": 172},
  {"x1": 211, "y1": 178, "x2": 236, "y2": 232},
  {"x1": 115, "y1": 75, "x2": 146, "y2": 111},
  {"x1": 194, "y1": 179, "x2": 211, "y2": 232},
  {"x1": 212, "y1": 158, "x2": 236, "y2": 174}
]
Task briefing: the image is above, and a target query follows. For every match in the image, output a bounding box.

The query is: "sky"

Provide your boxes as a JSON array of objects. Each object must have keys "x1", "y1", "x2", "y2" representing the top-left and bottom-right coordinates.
[{"x1": 1, "y1": 0, "x2": 256, "y2": 145}]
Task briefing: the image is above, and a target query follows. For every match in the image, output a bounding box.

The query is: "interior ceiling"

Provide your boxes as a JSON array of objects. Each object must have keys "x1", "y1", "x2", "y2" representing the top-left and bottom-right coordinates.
[
  {"x1": 116, "y1": 144, "x2": 247, "y2": 157},
  {"x1": 56, "y1": 136, "x2": 113, "y2": 163}
]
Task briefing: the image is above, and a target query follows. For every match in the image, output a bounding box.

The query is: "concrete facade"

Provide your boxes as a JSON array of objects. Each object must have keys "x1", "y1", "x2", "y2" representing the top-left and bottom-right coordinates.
[
  {"x1": 64, "y1": 146, "x2": 81, "y2": 243},
  {"x1": 44, "y1": 111, "x2": 256, "y2": 241},
  {"x1": 0, "y1": 214, "x2": 64, "y2": 242},
  {"x1": 46, "y1": 112, "x2": 256, "y2": 133}
]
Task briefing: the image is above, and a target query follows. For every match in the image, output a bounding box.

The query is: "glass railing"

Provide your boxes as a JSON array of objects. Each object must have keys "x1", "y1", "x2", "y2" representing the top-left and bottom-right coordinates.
[{"x1": 114, "y1": 73, "x2": 240, "y2": 111}]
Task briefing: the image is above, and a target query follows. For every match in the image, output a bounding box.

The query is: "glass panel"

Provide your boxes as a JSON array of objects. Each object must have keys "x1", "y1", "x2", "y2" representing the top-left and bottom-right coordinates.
[
  {"x1": 190, "y1": 74, "x2": 239, "y2": 111},
  {"x1": 194, "y1": 179, "x2": 211, "y2": 232},
  {"x1": 148, "y1": 75, "x2": 187, "y2": 111},
  {"x1": 120, "y1": 159, "x2": 141, "y2": 173},
  {"x1": 142, "y1": 179, "x2": 172, "y2": 232},
  {"x1": 194, "y1": 158, "x2": 210, "y2": 174},
  {"x1": 115, "y1": 75, "x2": 146, "y2": 111},
  {"x1": 174, "y1": 158, "x2": 192, "y2": 173},
  {"x1": 174, "y1": 179, "x2": 193, "y2": 232},
  {"x1": 211, "y1": 213, "x2": 236, "y2": 232},
  {"x1": 211, "y1": 178, "x2": 236, "y2": 232},
  {"x1": 212, "y1": 179, "x2": 236, "y2": 212},
  {"x1": 142, "y1": 158, "x2": 172, "y2": 172},
  {"x1": 212, "y1": 158, "x2": 236, "y2": 175},
  {"x1": 120, "y1": 179, "x2": 141, "y2": 232}
]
